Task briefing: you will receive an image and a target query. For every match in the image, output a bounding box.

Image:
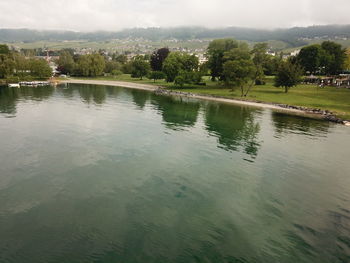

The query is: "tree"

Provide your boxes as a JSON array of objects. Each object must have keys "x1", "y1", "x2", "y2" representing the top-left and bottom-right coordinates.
[
  {"x1": 57, "y1": 51, "x2": 75, "y2": 75},
  {"x1": 89, "y1": 54, "x2": 106, "y2": 77},
  {"x1": 131, "y1": 57, "x2": 151, "y2": 79},
  {"x1": 321, "y1": 41, "x2": 346, "y2": 75},
  {"x1": 222, "y1": 42, "x2": 257, "y2": 96},
  {"x1": 162, "y1": 53, "x2": 184, "y2": 82},
  {"x1": 175, "y1": 71, "x2": 203, "y2": 87},
  {"x1": 29, "y1": 59, "x2": 52, "y2": 79},
  {"x1": 297, "y1": 44, "x2": 324, "y2": 74},
  {"x1": 148, "y1": 71, "x2": 165, "y2": 82},
  {"x1": 113, "y1": 54, "x2": 128, "y2": 64},
  {"x1": 0, "y1": 54, "x2": 15, "y2": 78},
  {"x1": 150, "y1": 48, "x2": 170, "y2": 71},
  {"x1": 104, "y1": 61, "x2": 122, "y2": 74},
  {"x1": 223, "y1": 59, "x2": 256, "y2": 96},
  {"x1": 75, "y1": 54, "x2": 105, "y2": 77},
  {"x1": 0, "y1": 44, "x2": 10, "y2": 55},
  {"x1": 207, "y1": 39, "x2": 238, "y2": 80},
  {"x1": 264, "y1": 55, "x2": 282, "y2": 75},
  {"x1": 345, "y1": 49, "x2": 350, "y2": 71},
  {"x1": 75, "y1": 55, "x2": 90, "y2": 76},
  {"x1": 274, "y1": 61, "x2": 303, "y2": 93},
  {"x1": 162, "y1": 52, "x2": 200, "y2": 83}
]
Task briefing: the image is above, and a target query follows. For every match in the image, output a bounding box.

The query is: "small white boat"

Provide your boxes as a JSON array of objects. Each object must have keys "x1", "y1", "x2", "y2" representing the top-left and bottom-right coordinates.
[
  {"x1": 19, "y1": 81, "x2": 50, "y2": 86},
  {"x1": 8, "y1": 83, "x2": 20, "y2": 88}
]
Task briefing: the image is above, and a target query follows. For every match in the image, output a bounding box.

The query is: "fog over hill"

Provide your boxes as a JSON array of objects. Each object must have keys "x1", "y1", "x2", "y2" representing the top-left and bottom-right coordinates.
[{"x1": 1, "y1": 25, "x2": 350, "y2": 45}]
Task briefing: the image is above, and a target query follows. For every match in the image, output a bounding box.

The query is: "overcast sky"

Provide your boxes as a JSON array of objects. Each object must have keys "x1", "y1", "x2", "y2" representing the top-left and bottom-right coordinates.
[{"x1": 0, "y1": 0, "x2": 349, "y2": 31}]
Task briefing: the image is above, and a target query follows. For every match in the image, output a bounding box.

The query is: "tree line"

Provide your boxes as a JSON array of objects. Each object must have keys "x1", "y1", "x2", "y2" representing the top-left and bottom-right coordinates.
[
  {"x1": 0, "y1": 44, "x2": 52, "y2": 81},
  {"x1": 56, "y1": 38, "x2": 349, "y2": 94}
]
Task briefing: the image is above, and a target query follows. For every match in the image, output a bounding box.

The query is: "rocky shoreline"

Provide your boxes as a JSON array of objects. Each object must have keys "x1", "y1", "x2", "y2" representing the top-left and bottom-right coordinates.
[
  {"x1": 62, "y1": 79, "x2": 349, "y2": 126},
  {"x1": 154, "y1": 87, "x2": 350, "y2": 126}
]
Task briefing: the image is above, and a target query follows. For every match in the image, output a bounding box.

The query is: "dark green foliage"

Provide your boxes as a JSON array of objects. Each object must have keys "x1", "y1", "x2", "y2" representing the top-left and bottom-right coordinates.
[
  {"x1": 0, "y1": 44, "x2": 10, "y2": 55},
  {"x1": 274, "y1": 61, "x2": 303, "y2": 93},
  {"x1": 175, "y1": 71, "x2": 203, "y2": 87},
  {"x1": 29, "y1": 59, "x2": 52, "y2": 79},
  {"x1": 321, "y1": 41, "x2": 346, "y2": 75},
  {"x1": 174, "y1": 75, "x2": 186, "y2": 87},
  {"x1": 223, "y1": 59, "x2": 256, "y2": 95},
  {"x1": 150, "y1": 48, "x2": 170, "y2": 71},
  {"x1": 113, "y1": 54, "x2": 128, "y2": 64},
  {"x1": 57, "y1": 51, "x2": 75, "y2": 75},
  {"x1": 207, "y1": 39, "x2": 238, "y2": 80},
  {"x1": 104, "y1": 61, "x2": 122, "y2": 74},
  {"x1": 297, "y1": 41, "x2": 346, "y2": 75},
  {"x1": 0, "y1": 50, "x2": 52, "y2": 80},
  {"x1": 75, "y1": 54, "x2": 105, "y2": 77},
  {"x1": 297, "y1": 44, "x2": 324, "y2": 74},
  {"x1": 148, "y1": 71, "x2": 165, "y2": 82},
  {"x1": 0, "y1": 55, "x2": 15, "y2": 78},
  {"x1": 131, "y1": 56, "x2": 151, "y2": 79},
  {"x1": 162, "y1": 52, "x2": 200, "y2": 83}
]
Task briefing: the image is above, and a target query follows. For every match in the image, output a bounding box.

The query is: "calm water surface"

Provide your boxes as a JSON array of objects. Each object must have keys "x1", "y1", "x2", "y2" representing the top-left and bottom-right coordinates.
[{"x1": 0, "y1": 84, "x2": 349, "y2": 263}]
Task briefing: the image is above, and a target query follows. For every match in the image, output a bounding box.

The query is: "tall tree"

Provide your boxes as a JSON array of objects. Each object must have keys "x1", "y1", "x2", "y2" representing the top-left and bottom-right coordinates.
[
  {"x1": 222, "y1": 42, "x2": 257, "y2": 96},
  {"x1": 89, "y1": 54, "x2": 106, "y2": 77},
  {"x1": 57, "y1": 51, "x2": 75, "y2": 75},
  {"x1": 274, "y1": 61, "x2": 303, "y2": 93},
  {"x1": 150, "y1": 48, "x2": 170, "y2": 71},
  {"x1": 251, "y1": 43, "x2": 269, "y2": 84},
  {"x1": 321, "y1": 41, "x2": 346, "y2": 75},
  {"x1": 0, "y1": 44, "x2": 10, "y2": 55},
  {"x1": 131, "y1": 56, "x2": 151, "y2": 79},
  {"x1": 162, "y1": 52, "x2": 200, "y2": 83},
  {"x1": 207, "y1": 39, "x2": 238, "y2": 80},
  {"x1": 0, "y1": 54, "x2": 15, "y2": 78},
  {"x1": 29, "y1": 59, "x2": 52, "y2": 79},
  {"x1": 345, "y1": 48, "x2": 350, "y2": 71},
  {"x1": 297, "y1": 44, "x2": 324, "y2": 74},
  {"x1": 75, "y1": 54, "x2": 105, "y2": 77}
]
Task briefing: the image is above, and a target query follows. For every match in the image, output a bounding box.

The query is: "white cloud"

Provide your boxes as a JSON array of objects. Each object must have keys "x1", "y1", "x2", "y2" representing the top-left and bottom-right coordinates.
[{"x1": 0, "y1": 0, "x2": 349, "y2": 31}]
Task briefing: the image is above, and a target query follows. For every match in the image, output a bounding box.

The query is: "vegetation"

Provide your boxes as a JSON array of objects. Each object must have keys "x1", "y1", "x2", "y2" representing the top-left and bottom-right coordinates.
[
  {"x1": 0, "y1": 44, "x2": 52, "y2": 81},
  {"x1": 148, "y1": 71, "x2": 166, "y2": 82},
  {"x1": 150, "y1": 48, "x2": 169, "y2": 71},
  {"x1": 345, "y1": 48, "x2": 350, "y2": 71},
  {"x1": 131, "y1": 56, "x2": 151, "y2": 79},
  {"x1": 274, "y1": 61, "x2": 303, "y2": 93},
  {"x1": 297, "y1": 41, "x2": 347, "y2": 75},
  {"x1": 2, "y1": 25, "x2": 350, "y2": 45}
]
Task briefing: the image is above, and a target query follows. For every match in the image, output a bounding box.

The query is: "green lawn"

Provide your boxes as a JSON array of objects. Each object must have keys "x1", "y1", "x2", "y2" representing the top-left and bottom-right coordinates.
[{"x1": 73, "y1": 74, "x2": 350, "y2": 120}]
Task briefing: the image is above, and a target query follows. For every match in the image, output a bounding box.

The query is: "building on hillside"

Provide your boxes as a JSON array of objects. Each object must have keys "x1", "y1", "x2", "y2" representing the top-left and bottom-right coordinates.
[
  {"x1": 266, "y1": 50, "x2": 276, "y2": 56},
  {"x1": 291, "y1": 50, "x2": 301, "y2": 56}
]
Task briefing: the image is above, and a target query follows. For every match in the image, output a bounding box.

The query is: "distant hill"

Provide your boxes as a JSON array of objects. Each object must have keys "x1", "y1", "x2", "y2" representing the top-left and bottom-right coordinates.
[{"x1": 1, "y1": 25, "x2": 350, "y2": 47}]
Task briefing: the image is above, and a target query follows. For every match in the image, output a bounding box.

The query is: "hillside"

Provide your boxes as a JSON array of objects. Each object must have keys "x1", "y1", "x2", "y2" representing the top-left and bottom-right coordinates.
[{"x1": 1, "y1": 25, "x2": 350, "y2": 44}]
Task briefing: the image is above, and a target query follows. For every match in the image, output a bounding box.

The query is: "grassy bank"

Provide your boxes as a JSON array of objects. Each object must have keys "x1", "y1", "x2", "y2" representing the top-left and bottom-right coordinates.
[{"x1": 72, "y1": 74, "x2": 350, "y2": 120}]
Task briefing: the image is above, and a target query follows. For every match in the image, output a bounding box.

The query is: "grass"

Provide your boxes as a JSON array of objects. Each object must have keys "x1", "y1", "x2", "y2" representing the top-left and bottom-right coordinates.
[{"x1": 72, "y1": 74, "x2": 350, "y2": 120}]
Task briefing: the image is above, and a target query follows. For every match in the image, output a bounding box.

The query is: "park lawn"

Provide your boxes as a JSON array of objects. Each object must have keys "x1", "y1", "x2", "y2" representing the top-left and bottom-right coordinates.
[{"x1": 73, "y1": 74, "x2": 350, "y2": 120}]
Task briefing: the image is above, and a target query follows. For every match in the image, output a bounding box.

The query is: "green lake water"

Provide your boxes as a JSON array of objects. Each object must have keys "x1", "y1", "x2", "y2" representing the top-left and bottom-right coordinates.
[{"x1": 0, "y1": 83, "x2": 349, "y2": 263}]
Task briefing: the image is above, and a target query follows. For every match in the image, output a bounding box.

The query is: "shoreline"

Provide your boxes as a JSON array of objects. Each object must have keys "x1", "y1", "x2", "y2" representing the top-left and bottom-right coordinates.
[{"x1": 62, "y1": 79, "x2": 350, "y2": 126}]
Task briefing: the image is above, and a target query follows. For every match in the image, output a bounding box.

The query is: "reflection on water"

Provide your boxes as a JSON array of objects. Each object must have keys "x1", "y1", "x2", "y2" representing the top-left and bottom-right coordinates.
[
  {"x1": 205, "y1": 103, "x2": 262, "y2": 159},
  {"x1": 0, "y1": 84, "x2": 350, "y2": 263},
  {"x1": 272, "y1": 112, "x2": 330, "y2": 138},
  {"x1": 151, "y1": 95, "x2": 200, "y2": 129}
]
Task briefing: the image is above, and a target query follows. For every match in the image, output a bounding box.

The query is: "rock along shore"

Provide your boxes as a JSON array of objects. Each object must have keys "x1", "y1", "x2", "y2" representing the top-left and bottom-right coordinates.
[{"x1": 62, "y1": 79, "x2": 350, "y2": 126}]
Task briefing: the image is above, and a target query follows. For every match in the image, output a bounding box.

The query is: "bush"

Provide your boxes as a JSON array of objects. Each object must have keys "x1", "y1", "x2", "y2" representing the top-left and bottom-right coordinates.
[
  {"x1": 174, "y1": 75, "x2": 186, "y2": 87},
  {"x1": 111, "y1": 69, "x2": 123, "y2": 76},
  {"x1": 148, "y1": 71, "x2": 165, "y2": 82}
]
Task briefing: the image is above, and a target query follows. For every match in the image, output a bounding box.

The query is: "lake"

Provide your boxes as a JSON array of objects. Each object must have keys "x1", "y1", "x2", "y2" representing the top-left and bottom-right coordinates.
[{"x1": 0, "y1": 83, "x2": 349, "y2": 263}]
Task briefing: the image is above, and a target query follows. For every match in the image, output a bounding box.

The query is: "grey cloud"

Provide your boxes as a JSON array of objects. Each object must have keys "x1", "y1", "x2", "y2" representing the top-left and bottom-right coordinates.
[{"x1": 0, "y1": 0, "x2": 349, "y2": 31}]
